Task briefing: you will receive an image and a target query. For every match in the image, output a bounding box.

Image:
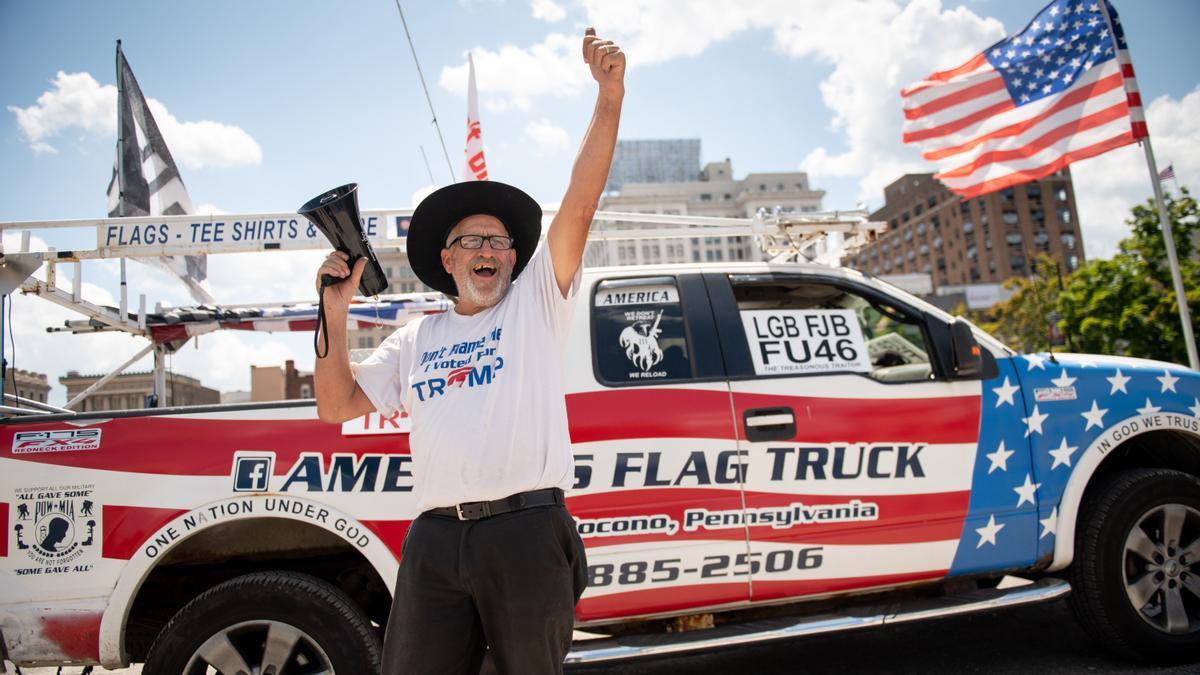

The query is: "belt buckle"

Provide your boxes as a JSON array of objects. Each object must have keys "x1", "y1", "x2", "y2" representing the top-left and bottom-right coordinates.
[{"x1": 455, "y1": 501, "x2": 490, "y2": 520}]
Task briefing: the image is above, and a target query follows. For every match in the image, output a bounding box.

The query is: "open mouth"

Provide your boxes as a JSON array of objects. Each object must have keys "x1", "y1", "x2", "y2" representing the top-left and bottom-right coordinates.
[{"x1": 472, "y1": 262, "x2": 497, "y2": 279}]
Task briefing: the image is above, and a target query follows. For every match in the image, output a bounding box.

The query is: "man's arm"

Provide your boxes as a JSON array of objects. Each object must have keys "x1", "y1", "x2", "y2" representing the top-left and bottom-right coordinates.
[
  {"x1": 313, "y1": 253, "x2": 378, "y2": 423},
  {"x1": 546, "y1": 27, "x2": 626, "y2": 296}
]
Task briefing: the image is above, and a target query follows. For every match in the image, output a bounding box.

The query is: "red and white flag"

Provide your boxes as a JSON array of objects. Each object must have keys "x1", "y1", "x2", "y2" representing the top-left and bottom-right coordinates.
[
  {"x1": 901, "y1": 0, "x2": 1144, "y2": 199},
  {"x1": 463, "y1": 53, "x2": 488, "y2": 181}
]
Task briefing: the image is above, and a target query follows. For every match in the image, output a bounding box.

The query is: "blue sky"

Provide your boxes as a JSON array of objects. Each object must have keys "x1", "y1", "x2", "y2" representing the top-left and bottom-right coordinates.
[{"x1": 2, "y1": 0, "x2": 1198, "y2": 402}]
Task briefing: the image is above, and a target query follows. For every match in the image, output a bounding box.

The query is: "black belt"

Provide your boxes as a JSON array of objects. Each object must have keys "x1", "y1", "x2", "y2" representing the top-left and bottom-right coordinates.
[{"x1": 425, "y1": 488, "x2": 565, "y2": 521}]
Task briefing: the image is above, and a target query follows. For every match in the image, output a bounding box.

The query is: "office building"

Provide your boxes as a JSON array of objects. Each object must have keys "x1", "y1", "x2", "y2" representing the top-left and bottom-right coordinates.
[{"x1": 591, "y1": 149, "x2": 825, "y2": 267}]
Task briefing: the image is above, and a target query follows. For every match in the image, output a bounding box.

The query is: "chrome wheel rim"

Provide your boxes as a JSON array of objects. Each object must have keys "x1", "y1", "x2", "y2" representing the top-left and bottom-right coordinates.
[
  {"x1": 183, "y1": 619, "x2": 333, "y2": 675},
  {"x1": 1122, "y1": 503, "x2": 1200, "y2": 635}
]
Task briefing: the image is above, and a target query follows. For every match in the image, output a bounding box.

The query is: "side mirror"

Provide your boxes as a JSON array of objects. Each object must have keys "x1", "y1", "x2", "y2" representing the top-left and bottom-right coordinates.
[{"x1": 951, "y1": 318, "x2": 998, "y2": 380}]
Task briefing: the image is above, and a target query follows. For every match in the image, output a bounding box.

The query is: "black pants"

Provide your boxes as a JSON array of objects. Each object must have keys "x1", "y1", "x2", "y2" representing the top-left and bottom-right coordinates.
[{"x1": 382, "y1": 503, "x2": 588, "y2": 675}]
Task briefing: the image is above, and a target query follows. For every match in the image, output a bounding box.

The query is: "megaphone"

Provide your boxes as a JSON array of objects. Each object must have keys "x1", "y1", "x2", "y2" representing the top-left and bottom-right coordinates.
[{"x1": 298, "y1": 183, "x2": 389, "y2": 297}]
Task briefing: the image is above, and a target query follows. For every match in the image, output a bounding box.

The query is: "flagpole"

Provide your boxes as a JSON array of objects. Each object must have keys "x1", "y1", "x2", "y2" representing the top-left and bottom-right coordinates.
[
  {"x1": 1140, "y1": 139, "x2": 1198, "y2": 369},
  {"x1": 1097, "y1": 3, "x2": 1198, "y2": 369},
  {"x1": 114, "y1": 40, "x2": 131, "y2": 219}
]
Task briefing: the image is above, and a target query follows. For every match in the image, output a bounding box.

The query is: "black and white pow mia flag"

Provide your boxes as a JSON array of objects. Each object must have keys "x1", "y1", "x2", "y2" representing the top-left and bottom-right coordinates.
[{"x1": 105, "y1": 40, "x2": 214, "y2": 305}]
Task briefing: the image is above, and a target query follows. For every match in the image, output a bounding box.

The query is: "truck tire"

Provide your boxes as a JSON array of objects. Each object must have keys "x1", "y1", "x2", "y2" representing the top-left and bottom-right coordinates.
[
  {"x1": 1067, "y1": 467, "x2": 1200, "y2": 664},
  {"x1": 143, "y1": 570, "x2": 382, "y2": 674}
]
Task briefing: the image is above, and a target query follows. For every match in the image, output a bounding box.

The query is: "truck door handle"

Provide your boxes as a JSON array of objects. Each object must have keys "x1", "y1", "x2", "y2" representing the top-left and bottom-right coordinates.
[{"x1": 744, "y1": 407, "x2": 796, "y2": 443}]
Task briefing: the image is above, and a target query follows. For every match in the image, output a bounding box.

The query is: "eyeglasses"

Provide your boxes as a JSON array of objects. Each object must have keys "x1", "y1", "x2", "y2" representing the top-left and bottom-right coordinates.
[{"x1": 445, "y1": 234, "x2": 514, "y2": 250}]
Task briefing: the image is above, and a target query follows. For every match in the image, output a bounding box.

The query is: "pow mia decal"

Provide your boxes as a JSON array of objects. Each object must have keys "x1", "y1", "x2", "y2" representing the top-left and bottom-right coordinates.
[{"x1": 12, "y1": 484, "x2": 99, "y2": 576}]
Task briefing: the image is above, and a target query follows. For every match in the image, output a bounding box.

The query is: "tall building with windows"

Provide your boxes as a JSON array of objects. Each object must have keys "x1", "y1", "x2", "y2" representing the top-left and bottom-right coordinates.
[
  {"x1": 604, "y1": 139, "x2": 701, "y2": 192},
  {"x1": 844, "y1": 171, "x2": 1083, "y2": 290},
  {"x1": 591, "y1": 150, "x2": 825, "y2": 267}
]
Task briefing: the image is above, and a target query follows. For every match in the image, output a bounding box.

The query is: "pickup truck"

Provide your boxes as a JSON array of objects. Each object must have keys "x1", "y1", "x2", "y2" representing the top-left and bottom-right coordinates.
[{"x1": 3, "y1": 259, "x2": 1198, "y2": 671}]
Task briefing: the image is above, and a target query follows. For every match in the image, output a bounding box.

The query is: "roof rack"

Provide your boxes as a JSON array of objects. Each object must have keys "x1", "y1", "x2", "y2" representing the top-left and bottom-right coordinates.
[{"x1": 0, "y1": 207, "x2": 885, "y2": 410}]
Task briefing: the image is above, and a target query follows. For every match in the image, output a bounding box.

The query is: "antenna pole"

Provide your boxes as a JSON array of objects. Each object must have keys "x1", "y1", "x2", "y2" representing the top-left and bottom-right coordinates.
[
  {"x1": 419, "y1": 145, "x2": 438, "y2": 186},
  {"x1": 394, "y1": 0, "x2": 457, "y2": 184}
]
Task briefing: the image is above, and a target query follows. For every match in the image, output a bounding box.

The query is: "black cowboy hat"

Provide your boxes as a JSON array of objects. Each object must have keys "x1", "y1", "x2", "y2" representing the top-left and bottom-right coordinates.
[{"x1": 407, "y1": 180, "x2": 542, "y2": 296}]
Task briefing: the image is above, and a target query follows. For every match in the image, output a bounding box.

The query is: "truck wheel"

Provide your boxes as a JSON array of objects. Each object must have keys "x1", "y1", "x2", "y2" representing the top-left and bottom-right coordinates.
[
  {"x1": 144, "y1": 570, "x2": 381, "y2": 674},
  {"x1": 1068, "y1": 468, "x2": 1200, "y2": 664}
]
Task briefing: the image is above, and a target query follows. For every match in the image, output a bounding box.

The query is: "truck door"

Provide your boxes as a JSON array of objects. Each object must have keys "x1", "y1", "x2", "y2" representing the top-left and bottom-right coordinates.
[
  {"x1": 708, "y1": 272, "x2": 994, "y2": 602},
  {"x1": 566, "y1": 274, "x2": 749, "y2": 621}
]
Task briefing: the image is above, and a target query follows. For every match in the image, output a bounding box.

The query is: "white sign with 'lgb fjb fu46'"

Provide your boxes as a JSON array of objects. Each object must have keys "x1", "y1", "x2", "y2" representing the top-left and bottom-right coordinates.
[{"x1": 741, "y1": 309, "x2": 872, "y2": 375}]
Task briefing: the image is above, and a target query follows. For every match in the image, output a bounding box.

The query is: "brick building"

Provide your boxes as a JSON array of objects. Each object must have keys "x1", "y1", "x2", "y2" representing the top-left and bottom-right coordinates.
[
  {"x1": 250, "y1": 360, "x2": 314, "y2": 401},
  {"x1": 844, "y1": 171, "x2": 1083, "y2": 289}
]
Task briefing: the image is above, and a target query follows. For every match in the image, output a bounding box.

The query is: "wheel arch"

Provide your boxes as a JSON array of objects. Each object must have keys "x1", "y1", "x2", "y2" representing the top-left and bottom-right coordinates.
[
  {"x1": 96, "y1": 495, "x2": 401, "y2": 668},
  {"x1": 1049, "y1": 413, "x2": 1200, "y2": 572}
]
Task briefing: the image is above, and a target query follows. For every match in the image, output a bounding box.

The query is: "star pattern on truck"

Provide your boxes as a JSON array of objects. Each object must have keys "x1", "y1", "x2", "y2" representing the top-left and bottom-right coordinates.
[{"x1": 949, "y1": 354, "x2": 1199, "y2": 576}]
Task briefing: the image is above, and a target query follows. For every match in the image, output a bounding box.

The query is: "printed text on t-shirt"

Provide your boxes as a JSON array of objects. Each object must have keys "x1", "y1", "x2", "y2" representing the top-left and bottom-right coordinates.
[{"x1": 412, "y1": 326, "x2": 505, "y2": 401}]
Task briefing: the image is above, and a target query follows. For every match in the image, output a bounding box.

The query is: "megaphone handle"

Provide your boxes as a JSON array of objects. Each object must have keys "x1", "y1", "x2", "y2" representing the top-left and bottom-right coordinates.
[
  {"x1": 321, "y1": 274, "x2": 339, "y2": 288},
  {"x1": 315, "y1": 285, "x2": 331, "y2": 359}
]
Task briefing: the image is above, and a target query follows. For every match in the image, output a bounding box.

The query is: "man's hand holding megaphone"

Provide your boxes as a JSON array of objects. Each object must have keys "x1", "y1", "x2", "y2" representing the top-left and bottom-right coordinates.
[{"x1": 316, "y1": 251, "x2": 367, "y2": 312}]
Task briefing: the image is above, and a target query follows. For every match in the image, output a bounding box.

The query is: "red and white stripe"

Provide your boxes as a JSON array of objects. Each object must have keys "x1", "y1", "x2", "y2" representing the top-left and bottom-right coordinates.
[{"x1": 901, "y1": 49, "x2": 1146, "y2": 198}]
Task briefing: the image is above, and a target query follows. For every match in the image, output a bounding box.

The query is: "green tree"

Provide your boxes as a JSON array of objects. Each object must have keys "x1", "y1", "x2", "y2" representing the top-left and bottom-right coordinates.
[
  {"x1": 1058, "y1": 188, "x2": 1199, "y2": 363},
  {"x1": 978, "y1": 255, "x2": 1066, "y2": 353}
]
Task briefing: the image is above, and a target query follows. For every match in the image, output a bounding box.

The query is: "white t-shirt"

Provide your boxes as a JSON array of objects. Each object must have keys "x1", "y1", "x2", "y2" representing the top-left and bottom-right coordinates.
[{"x1": 353, "y1": 244, "x2": 580, "y2": 511}]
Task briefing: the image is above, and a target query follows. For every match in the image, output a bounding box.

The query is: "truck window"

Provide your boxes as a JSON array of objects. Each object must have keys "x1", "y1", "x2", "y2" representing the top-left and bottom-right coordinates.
[
  {"x1": 592, "y1": 276, "x2": 694, "y2": 385},
  {"x1": 731, "y1": 280, "x2": 933, "y2": 383}
]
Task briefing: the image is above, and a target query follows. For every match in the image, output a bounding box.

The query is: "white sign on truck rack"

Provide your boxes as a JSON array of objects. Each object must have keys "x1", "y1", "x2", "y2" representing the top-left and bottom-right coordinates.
[{"x1": 95, "y1": 211, "x2": 413, "y2": 256}]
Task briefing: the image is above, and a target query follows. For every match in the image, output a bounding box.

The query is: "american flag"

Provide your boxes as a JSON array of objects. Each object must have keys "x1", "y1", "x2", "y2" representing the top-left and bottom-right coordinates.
[
  {"x1": 140, "y1": 295, "x2": 452, "y2": 346},
  {"x1": 1158, "y1": 163, "x2": 1175, "y2": 182},
  {"x1": 106, "y1": 41, "x2": 214, "y2": 305},
  {"x1": 902, "y1": 0, "x2": 1144, "y2": 199}
]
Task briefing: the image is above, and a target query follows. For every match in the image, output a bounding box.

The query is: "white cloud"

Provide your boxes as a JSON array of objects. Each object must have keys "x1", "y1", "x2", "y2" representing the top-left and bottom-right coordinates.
[
  {"x1": 8, "y1": 70, "x2": 262, "y2": 169},
  {"x1": 169, "y1": 330, "x2": 305, "y2": 398},
  {"x1": 411, "y1": 184, "x2": 438, "y2": 208},
  {"x1": 0, "y1": 240, "x2": 146, "y2": 406},
  {"x1": 531, "y1": 0, "x2": 567, "y2": 22},
  {"x1": 205, "y1": 249, "x2": 328, "y2": 304},
  {"x1": 580, "y1": 0, "x2": 776, "y2": 65},
  {"x1": 437, "y1": 1, "x2": 1002, "y2": 199},
  {"x1": 524, "y1": 119, "x2": 570, "y2": 154},
  {"x1": 1, "y1": 231, "x2": 314, "y2": 404},
  {"x1": 439, "y1": 1, "x2": 759, "y2": 108},
  {"x1": 7, "y1": 71, "x2": 116, "y2": 145},
  {"x1": 784, "y1": 0, "x2": 1005, "y2": 202},
  {"x1": 193, "y1": 203, "x2": 228, "y2": 216},
  {"x1": 1069, "y1": 86, "x2": 1200, "y2": 258},
  {"x1": 439, "y1": 33, "x2": 588, "y2": 110}
]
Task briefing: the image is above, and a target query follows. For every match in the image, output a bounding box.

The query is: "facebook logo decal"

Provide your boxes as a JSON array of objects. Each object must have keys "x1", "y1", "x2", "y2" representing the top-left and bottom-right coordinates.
[{"x1": 233, "y1": 456, "x2": 274, "y2": 492}]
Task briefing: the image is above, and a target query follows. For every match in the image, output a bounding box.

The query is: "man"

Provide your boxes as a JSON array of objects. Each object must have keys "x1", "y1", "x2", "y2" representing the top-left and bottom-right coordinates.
[{"x1": 313, "y1": 27, "x2": 624, "y2": 675}]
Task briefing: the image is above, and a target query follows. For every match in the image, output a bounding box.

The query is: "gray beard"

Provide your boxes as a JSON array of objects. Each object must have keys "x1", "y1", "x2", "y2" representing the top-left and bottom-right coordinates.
[{"x1": 454, "y1": 267, "x2": 513, "y2": 308}]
